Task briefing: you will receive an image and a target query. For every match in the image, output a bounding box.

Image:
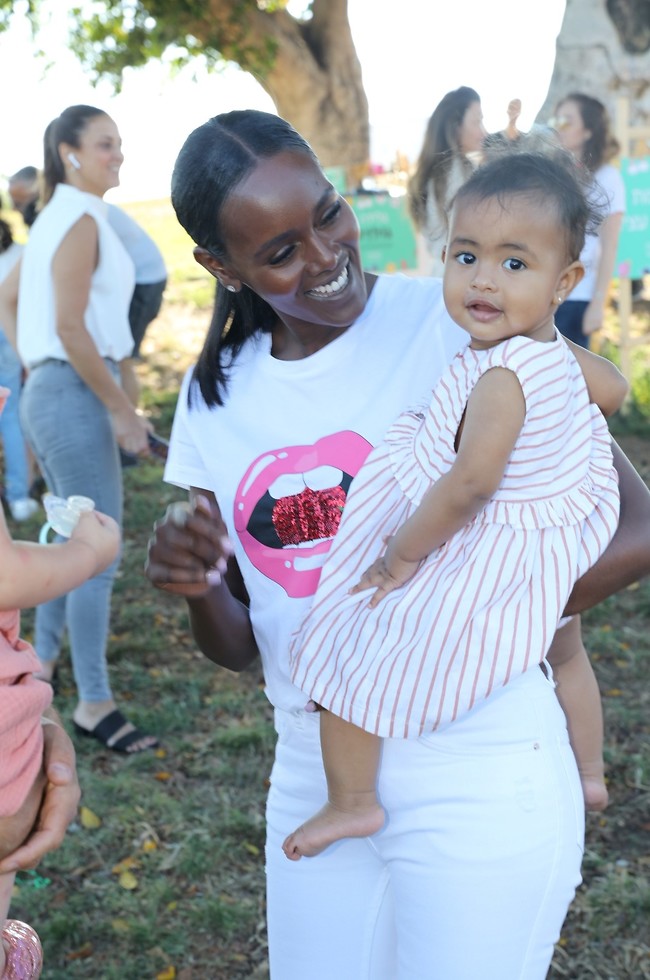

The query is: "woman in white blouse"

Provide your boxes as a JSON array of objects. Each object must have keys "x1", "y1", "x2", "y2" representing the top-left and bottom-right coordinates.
[
  {"x1": 0, "y1": 105, "x2": 156, "y2": 753},
  {"x1": 553, "y1": 93, "x2": 626, "y2": 348}
]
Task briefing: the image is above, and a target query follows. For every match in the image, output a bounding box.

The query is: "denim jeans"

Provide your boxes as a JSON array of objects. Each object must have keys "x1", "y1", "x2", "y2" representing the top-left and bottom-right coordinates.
[
  {"x1": 0, "y1": 334, "x2": 30, "y2": 503},
  {"x1": 20, "y1": 360, "x2": 123, "y2": 702}
]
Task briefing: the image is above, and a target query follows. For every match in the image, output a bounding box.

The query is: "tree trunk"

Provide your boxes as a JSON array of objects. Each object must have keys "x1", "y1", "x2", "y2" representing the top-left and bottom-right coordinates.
[
  {"x1": 537, "y1": 0, "x2": 650, "y2": 132},
  {"x1": 183, "y1": 0, "x2": 370, "y2": 178}
]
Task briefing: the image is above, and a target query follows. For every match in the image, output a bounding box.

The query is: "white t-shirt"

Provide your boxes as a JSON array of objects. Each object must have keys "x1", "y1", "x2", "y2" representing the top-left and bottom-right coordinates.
[
  {"x1": 17, "y1": 184, "x2": 135, "y2": 368},
  {"x1": 165, "y1": 274, "x2": 466, "y2": 712},
  {"x1": 569, "y1": 163, "x2": 625, "y2": 302}
]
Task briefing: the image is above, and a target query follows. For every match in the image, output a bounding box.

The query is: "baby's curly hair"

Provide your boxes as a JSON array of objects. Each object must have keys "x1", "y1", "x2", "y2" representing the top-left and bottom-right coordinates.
[{"x1": 454, "y1": 142, "x2": 604, "y2": 263}]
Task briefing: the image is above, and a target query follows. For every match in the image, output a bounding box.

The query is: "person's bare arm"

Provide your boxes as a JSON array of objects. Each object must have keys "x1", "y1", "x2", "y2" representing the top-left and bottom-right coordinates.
[
  {"x1": 582, "y1": 212, "x2": 624, "y2": 337},
  {"x1": 394, "y1": 368, "x2": 524, "y2": 559},
  {"x1": 0, "y1": 258, "x2": 20, "y2": 350},
  {"x1": 504, "y1": 98, "x2": 522, "y2": 141},
  {"x1": 567, "y1": 339, "x2": 628, "y2": 416},
  {"x1": 565, "y1": 440, "x2": 650, "y2": 613},
  {"x1": 0, "y1": 709, "x2": 80, "y2": 873},
  {"x1": 52, "y1": 217, "x2": 150, "y2": 455},
  {"x1": 145, "y1": 490, "x2": 259, "y2": 672},
  {"x1": 353, "y1": 368, "x2": 526, "y2": 604},
  {"x1": 0, "y1": 508, "x2": 120, "y2": 609}
]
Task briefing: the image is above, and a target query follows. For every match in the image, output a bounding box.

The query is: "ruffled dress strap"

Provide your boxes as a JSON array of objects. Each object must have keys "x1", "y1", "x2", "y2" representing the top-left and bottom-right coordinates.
[{"x1": 385, "y1": 332, "x2": 616, "y2": 528}]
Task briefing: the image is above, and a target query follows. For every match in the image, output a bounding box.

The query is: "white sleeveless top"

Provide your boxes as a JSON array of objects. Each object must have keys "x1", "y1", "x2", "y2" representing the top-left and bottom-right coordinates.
[{"x1": 17, "y1": 183, "x2": 135, "y2": 368}]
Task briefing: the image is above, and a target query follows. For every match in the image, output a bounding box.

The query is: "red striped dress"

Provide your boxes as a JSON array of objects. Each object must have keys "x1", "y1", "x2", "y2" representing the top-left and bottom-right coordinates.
[{"x1": 289, "y1": 332, "x2": 620, "y2": 738}]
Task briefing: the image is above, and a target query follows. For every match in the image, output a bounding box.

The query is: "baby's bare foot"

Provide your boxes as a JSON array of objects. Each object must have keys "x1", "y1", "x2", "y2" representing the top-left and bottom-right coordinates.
[
  {"x1": 282, "y1": 801, "x2": 384, "y2": 861},
  {"x1": 582, "y1": 776, "x2": 609, "y2": 812}
]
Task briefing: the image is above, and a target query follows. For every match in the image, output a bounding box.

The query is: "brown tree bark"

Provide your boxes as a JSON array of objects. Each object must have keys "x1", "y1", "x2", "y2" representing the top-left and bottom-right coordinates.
[
  {"x1": 171, "y1": 0, "x2": 370, "y2": 175},
  {"x1": 0, "y1": 0, "x2": 370, "y2": 178},
  {"x1": 537, "y1": 0, "x2": 650, "y2": 128}
]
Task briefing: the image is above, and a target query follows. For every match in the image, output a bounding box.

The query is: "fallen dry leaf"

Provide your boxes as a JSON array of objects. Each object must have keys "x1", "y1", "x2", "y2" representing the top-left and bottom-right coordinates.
[
  {"x1": 156, "y1": 967, "x2": 176, "y2": 980},
  {"x1": 118, "y1": 870, "x2": 139, "y2": 890},
  {"x1": 80, "y1": 806, "x2": 102, "y2": 829},
  {"x1": 112, "y1": 856, "x2": 141, "y2": 874},
  {"x1": 66, "y1": 943, "x2": 93, "y2": 961},
  {"x1": 111, "y1": 918, "x2": 131, "y2": 934}
]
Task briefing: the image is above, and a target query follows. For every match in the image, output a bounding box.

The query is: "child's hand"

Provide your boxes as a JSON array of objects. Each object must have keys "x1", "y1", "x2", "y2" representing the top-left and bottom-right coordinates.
[
  {"x1": 350, "y1": 537, "x2": 421, "y2": 608},
  {"x1": 69, "y1": 510, "x2": 121, "y2": 574},
  {"x1": 0, "y1": 713, "x2": 80, "y2": 873}
]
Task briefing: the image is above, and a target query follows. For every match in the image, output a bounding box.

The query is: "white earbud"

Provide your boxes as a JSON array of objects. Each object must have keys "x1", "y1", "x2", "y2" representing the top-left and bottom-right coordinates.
[{"x1": 68, "y1": 152, "x2": 81, "y2": 170}]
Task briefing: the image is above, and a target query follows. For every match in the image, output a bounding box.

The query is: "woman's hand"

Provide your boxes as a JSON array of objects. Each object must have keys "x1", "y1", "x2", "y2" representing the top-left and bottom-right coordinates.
[
  {"x1": 350, "y1": 537, "x2": 421, "y2": 608},
  {"x1": 147, "y1": 491, "x2": 256, "y2": 671},
  {"x1": 0, "y1": 713, "x2": 80, "y2": 873},
  {"x1": 145, "y1": 494, "x2": 234, "y2": 598},
  {"x1": 110, "y1": 403, "x2": 152, "y2": 456}
]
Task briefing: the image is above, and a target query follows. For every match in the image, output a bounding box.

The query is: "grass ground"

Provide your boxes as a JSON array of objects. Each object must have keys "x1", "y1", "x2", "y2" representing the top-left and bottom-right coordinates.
[{"x1": 4, "y1": 200, "x2": 650, "y2": 979}]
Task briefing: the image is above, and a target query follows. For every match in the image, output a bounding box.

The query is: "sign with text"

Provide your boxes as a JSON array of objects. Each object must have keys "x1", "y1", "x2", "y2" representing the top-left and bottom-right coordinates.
[
  {"x1": 616, "y1": 157, "x2": 650, "y2": 279},
  {"x1": 347, "y1": 192, "x2": 417, "y2": 273}
]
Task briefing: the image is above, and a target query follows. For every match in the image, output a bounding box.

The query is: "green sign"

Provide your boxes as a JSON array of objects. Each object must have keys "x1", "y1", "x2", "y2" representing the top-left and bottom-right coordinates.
[
  {"x1": 324, "y1": 166, "x2": 347, "y2": 195},
  {"x1": 616, "y1": 157, "x2": 650, "y2": 279},
  {"x1": 347, "y1": 192, "x2": 417, "y2": 273}
]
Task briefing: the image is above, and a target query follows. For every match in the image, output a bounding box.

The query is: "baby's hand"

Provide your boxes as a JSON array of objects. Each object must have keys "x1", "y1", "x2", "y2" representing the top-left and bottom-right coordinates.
[
  {"x1": 350, "y1": 539, "x2": 421, "y2": 608},
  {"x1": 69, "y1": 510, "x2": 121, "y2": 574}
]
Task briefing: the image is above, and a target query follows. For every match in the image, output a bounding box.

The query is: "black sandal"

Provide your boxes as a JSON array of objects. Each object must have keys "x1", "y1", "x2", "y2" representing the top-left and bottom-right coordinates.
[{"x1": 73, "y1": 709, "x2": 159, "y2": 754}]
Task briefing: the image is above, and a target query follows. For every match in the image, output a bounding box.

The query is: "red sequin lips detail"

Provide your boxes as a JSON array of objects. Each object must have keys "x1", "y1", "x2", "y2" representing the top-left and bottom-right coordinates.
[{"x1": 272, "y1": 486, "x2": 346, "y2": 546}]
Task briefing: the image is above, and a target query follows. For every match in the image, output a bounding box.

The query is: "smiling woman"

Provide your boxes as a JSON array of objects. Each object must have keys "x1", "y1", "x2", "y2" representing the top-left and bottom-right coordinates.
[
  {"x1": 140, "y1": 107, "x2": 650, "y2": 980},
  {"x1": 0, "y1": 104, "x2": 158, "y2": 756},
  {"x1": 193, "y1": 151, "x2": 367, "y2": 359}
]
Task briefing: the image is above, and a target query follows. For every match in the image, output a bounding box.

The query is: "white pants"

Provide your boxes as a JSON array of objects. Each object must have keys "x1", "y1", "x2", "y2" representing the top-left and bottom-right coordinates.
[{"x1": 265, "y1": 666, "x2": 584, "y2": 980}]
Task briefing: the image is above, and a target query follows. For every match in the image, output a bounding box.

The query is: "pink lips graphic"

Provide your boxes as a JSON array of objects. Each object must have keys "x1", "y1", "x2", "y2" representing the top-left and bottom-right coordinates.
[{"x1": 233, "y1": 431, "x2": 372, "y2": 597}]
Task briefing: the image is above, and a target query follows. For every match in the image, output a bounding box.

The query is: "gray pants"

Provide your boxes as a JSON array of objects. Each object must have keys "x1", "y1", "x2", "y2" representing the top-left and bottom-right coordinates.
[{"x1": 20, "y1": 359, "x2": 122, "y2": 702}]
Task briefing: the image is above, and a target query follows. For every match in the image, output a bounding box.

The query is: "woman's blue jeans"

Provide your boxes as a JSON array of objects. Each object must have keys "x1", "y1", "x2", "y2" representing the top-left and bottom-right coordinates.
[
  {"x1": 20, "y1": 359, "x2": 122, "y2": 702},
  {"x1": 0, "y1": 334, "x2": 30, "y2": 503}
]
